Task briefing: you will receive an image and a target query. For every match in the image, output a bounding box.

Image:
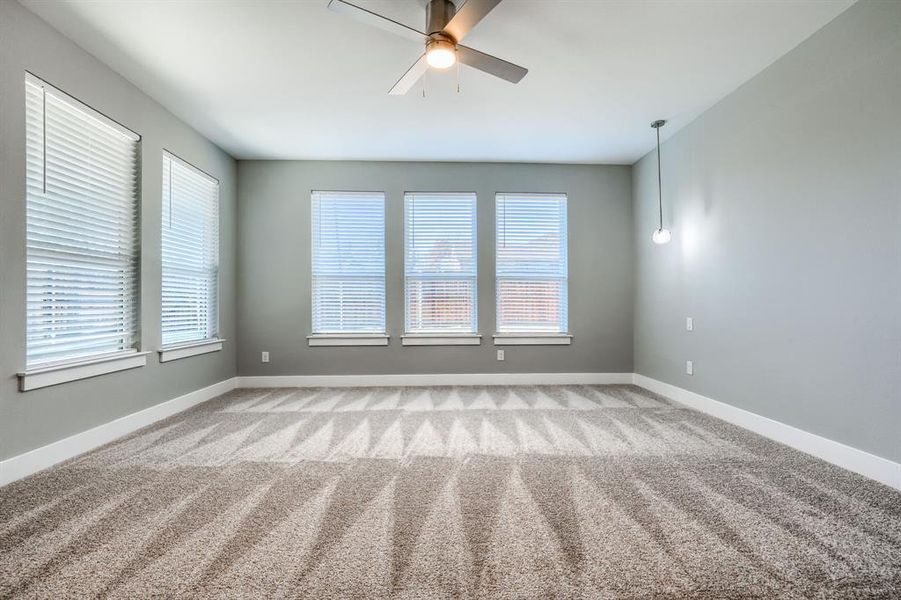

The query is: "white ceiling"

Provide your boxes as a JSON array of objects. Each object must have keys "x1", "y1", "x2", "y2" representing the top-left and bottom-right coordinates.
[{"x1": 21, "y1": 0, "x2": 853, "y2": 164}]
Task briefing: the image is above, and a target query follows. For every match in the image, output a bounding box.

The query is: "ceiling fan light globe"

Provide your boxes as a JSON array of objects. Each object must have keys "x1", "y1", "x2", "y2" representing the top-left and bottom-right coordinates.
[{"x1": 426, "y1": 40, "x2": 456, "y2": 69}]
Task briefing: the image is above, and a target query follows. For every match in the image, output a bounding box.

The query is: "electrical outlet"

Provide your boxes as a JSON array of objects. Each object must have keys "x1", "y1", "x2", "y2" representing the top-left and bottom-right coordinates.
[
  {"x1": 686, "y1": 360, "x2": 693, "y2": 375},
  {"x1": 261, "y1": 351, "x2": 270, "y2": 363},
  {"x1": 686, "y1": 317, "x2": 693, "y2": 331},
  {"x1": 497, "y1": 350, "x2": 505, "y2": 361}
]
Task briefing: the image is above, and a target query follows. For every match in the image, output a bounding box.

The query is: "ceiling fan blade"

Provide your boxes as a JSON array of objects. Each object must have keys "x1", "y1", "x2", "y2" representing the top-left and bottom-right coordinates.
[
  {"x1": 328, "y1": 0, "x2": 428, "y2": 44},
  {"x1": 442, "y1": 0, "x2": 504, "y2": 42},
  {"x1": 388, "y1": 54, "x2": 429, "y2": 95},
  {"x1": 456, "y1": 44, "x2": 527, "y2": 84}
]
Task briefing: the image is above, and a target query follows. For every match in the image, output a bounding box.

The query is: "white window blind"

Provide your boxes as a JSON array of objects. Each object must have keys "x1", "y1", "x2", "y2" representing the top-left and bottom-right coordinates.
[
  {"x1": 404, "y1": 192, "x2": 477, "y2": 333},
  {"x1": 25, "y1": 74, "x2": 140, "y2": 368},
  {"x1": 311, "y1": 191, "x2": 386, "y2": 333},
  {"x1": 161, "y1": 152, "x2": 219, "y2": 346},
  {"x1": 496, "y1": 193, "x2": 568, "y2": 333}
]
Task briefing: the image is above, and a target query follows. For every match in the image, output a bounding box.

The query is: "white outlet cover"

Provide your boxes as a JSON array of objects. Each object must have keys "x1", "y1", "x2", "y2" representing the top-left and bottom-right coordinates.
[
  {"x1": 262, "y1": 351, "x2": 270, "y2": 363},
  {"x1": 686, "y1": 360, "x2": 693, "y2": 375},
  {"x1": 497, "y1": 350, "x2": 505, "y2": 361},
  {"x1": 686, "y1": 317, "x2": 693, "y2": 331}
]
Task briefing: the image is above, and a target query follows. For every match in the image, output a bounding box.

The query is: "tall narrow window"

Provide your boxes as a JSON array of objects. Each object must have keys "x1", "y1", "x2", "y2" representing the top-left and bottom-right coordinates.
[
  {"x1": 161, "y1": 152, "x2": 219, "y2": 347},
  {"x1": 496, "y1": 193, "x2": 568, "y2": 333},
  {"x1": 25, "y1": 74, "x2": 140, "y2": 368},
  {"x1": 311, "y1": 191, "x2": 386, "y2": 334},
  {"x1": 404, "y1": 192, "x2": 478, "y2": 333}
]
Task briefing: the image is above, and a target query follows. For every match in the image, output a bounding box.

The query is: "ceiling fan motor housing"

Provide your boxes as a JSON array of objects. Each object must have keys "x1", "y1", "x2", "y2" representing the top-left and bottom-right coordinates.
[{"x1": 426, "y1": 37, "x2": 456, "y2": 59}]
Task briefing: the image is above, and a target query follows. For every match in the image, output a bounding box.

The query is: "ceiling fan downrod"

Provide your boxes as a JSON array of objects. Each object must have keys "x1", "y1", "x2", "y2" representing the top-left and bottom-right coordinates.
[{"x1": 426, "y1": 0, "x2": 457, "y2": 36}]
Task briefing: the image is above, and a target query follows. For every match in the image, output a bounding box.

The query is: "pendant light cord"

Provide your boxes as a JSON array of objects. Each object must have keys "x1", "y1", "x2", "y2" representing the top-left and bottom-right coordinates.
[{"x1": 656, "y1": 126, "x2": 663, "y2": 230}]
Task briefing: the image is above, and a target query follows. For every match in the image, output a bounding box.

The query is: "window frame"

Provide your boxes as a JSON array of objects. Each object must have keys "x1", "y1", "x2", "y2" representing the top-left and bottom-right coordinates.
[
  {"x1": 309, "y1": 190, "x2": 387, "y2": 345},
  {"x1": 402, "y1": 191, "x2": 479, "y2": 345},
  {"x1": 19, "y1": 73, "x2": 145, "y2": 390},
  {"x1": 159, "y1": 150, "x2": 222, "y2": 360},
  {"x1": 494, "y1": 192, "x2": 571, "y2": 345}
]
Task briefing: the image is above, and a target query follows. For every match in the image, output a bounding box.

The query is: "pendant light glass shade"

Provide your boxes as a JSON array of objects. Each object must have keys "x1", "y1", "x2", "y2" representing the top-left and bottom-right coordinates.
[
  {"x1": 652, "y1": 227, "x2": 672, "y2": 245},
  {"x1": 651, "y1": 119, "x2": 671, "y2": 245}
]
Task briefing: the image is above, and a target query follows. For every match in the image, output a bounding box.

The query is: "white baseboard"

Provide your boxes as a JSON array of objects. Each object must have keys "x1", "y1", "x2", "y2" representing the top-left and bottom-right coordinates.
[
  {"x1": 633, "y1": 374, "x2": 901, "y2": 491},
  {"x1": 237, "y1": 372, "x2": 633, "y2": 388},
  {"x1": 0, "y1": 377, "x2": 238, "y2": 487}
]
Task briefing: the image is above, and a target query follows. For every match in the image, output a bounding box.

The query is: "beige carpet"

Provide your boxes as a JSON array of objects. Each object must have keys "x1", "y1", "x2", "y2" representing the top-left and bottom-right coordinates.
[{"x1": 1, "y1": 384, "x2": 899, "y2": 598}]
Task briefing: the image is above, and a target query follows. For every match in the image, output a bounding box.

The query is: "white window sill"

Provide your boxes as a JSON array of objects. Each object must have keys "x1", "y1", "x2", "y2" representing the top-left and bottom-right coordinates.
[
  {"x1": 308, "y1": 334, "x2": 389, "y2": 347},
  {"x1": 18, "y1": 350, "x2": 149, "y2": 392},
  {"x1": 402, "y1": 334, "x2": 482, "y2": 346},
  {"x1": 493, "y1": 334, "x2": 573, "y2": 346},
  {"x1": 159, "y1": 338, "x2": 224, "y2": 363}
]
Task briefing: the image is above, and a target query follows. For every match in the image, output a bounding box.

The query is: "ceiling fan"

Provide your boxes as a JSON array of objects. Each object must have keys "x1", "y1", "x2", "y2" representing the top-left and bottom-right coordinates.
[{"x1": 328, "y1": 0, "x2": 528, "y2": 95}]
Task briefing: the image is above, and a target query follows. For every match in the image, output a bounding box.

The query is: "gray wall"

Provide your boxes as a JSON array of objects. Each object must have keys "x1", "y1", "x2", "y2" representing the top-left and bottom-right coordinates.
[
  {"x1": 633, "y1": 0, "x2": 901, "y2": 462},
  {"x1": 0, "y1": 1, "x2": 237, "y2": 460},
  {"x1": 238, "y1": 161, "x2": 633, "y2": 376}
]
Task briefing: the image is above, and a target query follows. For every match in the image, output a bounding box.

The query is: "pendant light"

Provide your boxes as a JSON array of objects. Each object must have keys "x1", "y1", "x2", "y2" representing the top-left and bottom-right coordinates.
[{"x1": 650, "y1": 119, "x2": 671, "y2": 245}]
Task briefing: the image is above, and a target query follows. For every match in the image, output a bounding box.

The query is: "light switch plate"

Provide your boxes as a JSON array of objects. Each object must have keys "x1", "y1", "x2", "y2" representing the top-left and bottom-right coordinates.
[
  {"x1": 261, "y1": 351, "x2": 270, "y2": 363},
  {"x1": 686, "y1": 317, "x2": 693, "y2": 331}
]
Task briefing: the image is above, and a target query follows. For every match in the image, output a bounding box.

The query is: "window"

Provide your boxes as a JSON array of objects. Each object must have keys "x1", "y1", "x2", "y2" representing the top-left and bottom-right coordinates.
[
  {"x1": 496, "y1": 193, "x2": 568, "y2": 336},
  {"x1": 311, "y1": 191, "x2": 386, "y2": 336},
  {"x1": 404, "y1": 192, "x2": 478, "y2": 341},
  {"x1": 24, "y1": 74, "x2": 141, "y2": 370},
  {"x1": 161, "y1": 152, "x2": 220, "y2": 349}
]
